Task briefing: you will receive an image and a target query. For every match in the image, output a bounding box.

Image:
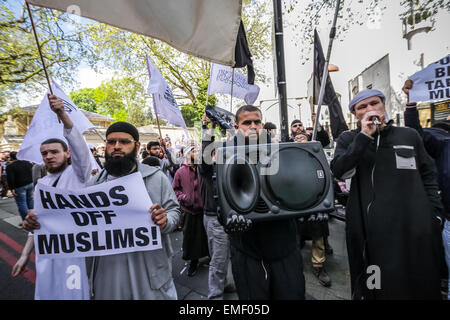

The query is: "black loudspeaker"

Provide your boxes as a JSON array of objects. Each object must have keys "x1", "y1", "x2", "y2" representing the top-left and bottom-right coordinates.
[{"x1": 214, "y1": 142, "x2": 334, "y2": 222}]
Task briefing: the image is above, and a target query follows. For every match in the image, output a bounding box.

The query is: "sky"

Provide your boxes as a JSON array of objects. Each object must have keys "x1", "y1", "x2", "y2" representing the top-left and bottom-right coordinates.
[
  {"x1": 11, "y1": 0, "x2": 450, "y2": 129},
  {"x1": 257, "y1": 0, "x2": 450, "y2": 127}
]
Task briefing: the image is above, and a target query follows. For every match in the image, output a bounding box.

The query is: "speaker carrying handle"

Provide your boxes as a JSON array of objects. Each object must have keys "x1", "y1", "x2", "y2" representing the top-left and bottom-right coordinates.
[{"x1": 212, "y1": 163, "x2": 228, "y2": 227}]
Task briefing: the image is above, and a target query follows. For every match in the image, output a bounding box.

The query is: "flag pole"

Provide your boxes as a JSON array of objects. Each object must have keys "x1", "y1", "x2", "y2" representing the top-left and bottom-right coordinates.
[
  {"x1": 205, "y1": 62, "x2": 211, "y2": 108},
  {"x1": 312, "y1": 0, "x2": 341, "y2": 141},
  {"x1": 273, "y1": 0, "x2": 289, "y2": 142},
  {"x1": 152, "y1": 97, "x2": 163, "y2": 139},
  {"x1": 92, "y1": 128, "x2": 105, "y2": 142},
  {"x1": 155, "y1": 113, "x2": 163, "y2": 138},
  {"x1": 230, "y1": 68, "x2": 235, "y2": 112},
  {"x1": 25, "y1": 1, "x2": 62, "y2": 123},
  {"x1": 26, "y1": 1, "x2": 52, "y2": 94}
]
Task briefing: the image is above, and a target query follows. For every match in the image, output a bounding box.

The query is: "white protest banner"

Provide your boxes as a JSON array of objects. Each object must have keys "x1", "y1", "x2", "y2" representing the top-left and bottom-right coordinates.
[
  {"x1": 409, "y1": 54, "x2": 450, "y2": 103},
  {"x1": 28, "y1": 0, "x2": 241, "y2": 66},
  {"x1": 207, "y1": 63, "x2": 260, "y2": 105},
  {"x1": 33, "y1": 172, "x2": 161, "y2": 259},
  {"x1": 146, "y1": 56, "x2": 188, "y2": 132},
  {"x1": 17, "y1": 80, "x2": 97, "y2": 168}
]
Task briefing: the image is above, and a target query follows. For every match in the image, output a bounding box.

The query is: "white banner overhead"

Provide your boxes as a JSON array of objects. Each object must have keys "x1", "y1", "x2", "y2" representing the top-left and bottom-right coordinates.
[
  {"x1": 146, "y1": 56, "x2": 188, "y2": 132},
  {"x1": 207, "y1": 63, "x2": 260, "y2": 105},
  {"x1": 33, "y1": 172, "x2": 162, "y2": 259},
  {"x1": 17, "y1": 80, "x2": 99, "y2": 168},
  {"x1": 409, "y1": 54, "x2": 450, "y2": 103},
  {"x1": 27, "y1": 0, "x2": 242, "y2": 66}
]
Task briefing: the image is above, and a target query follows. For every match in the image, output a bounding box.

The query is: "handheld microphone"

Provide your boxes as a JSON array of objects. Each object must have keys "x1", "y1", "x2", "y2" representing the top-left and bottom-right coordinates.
[{"x1": 370, "y1": 116, "x2": 380, "y2": 126}]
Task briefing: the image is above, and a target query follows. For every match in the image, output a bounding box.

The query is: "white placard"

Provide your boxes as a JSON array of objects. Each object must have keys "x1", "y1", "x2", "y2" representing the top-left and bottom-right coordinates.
[{"x1": 33, "y1": 172, "x2": 161, "y2": 259}]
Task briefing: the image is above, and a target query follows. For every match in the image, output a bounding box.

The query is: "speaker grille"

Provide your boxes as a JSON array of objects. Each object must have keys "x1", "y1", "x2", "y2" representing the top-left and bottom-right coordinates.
[
  {"x1": 223, "y1": 155, "x2": 260, "y2": 213},
  {"x1": 254, "y1": 197, "x2": 269, "y2": 213},
  {"x1": 265, "y1": 146, "x2": 326, "y2": 210}
]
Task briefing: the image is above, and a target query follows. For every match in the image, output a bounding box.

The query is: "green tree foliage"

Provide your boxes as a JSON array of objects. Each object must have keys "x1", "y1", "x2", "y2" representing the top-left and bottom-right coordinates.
[
  {"x1": 0, "y1": 1, "x2": 96, "y2": 105},
  {"x1": 70, "y1": 77, "x2": 154, "y2": 127},
  {"x1": 83, "y1": 0, "x2": 271, "y2": 124},
  {"x1": 2, "y1": 0, "x2": 271, "y2": 127},
  {"x1": 69, "y1": 88, "x2": 97, "y2": 112},
  {"x1": 181, "y1": 77, "x2": 217, "y2": 127},
  {"x1": 0, "y1": 106, "x2": 26, "y2": 124}
]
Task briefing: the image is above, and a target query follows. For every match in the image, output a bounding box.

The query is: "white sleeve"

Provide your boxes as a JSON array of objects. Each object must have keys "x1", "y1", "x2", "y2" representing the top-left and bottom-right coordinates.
[{"x1": 63, "y1": 127, "x2": 92, "y2": 184}]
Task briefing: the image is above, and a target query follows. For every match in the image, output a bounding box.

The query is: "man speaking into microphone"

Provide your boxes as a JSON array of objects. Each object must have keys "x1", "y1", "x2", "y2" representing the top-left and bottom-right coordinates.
[{"x1": 331, "y1": 89, "x2": 444, "y2": 300}]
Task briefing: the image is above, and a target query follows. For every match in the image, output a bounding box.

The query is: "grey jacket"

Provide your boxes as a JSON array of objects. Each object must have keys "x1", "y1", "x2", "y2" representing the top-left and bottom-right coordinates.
[{"x1": 86, "y1": 162, "x2": 181, "y2": 299}]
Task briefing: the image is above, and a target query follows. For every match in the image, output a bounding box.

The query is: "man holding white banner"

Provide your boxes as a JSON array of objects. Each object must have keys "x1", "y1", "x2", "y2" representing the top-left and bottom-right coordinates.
[
  {"x1": 207, "y1": 63, "x2": 260, "y2": 105},
  {"x1": 17, "y1": 81, "x2": 98, "y2": 169},
  {"x1": 85, "y1": 121, "x2": 181, "y2": 300},
  {"x1": 19, "y1": 94, "x2": 94, "y2": 300}
]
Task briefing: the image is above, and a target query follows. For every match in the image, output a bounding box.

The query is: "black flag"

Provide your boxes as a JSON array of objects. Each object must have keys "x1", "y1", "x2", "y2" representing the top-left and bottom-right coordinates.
[
  {"x1": 234, "y1": 20, "x2": 255, "y2": 85},
  {"x1": 313, "y1": 29, "x2": 348, "y2": 139}
]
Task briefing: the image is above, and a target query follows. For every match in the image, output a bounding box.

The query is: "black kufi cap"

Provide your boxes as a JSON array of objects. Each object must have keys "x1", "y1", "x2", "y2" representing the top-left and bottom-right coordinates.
[{"x1": 106, "y1": 122, "x2": 139, "y2": 141}]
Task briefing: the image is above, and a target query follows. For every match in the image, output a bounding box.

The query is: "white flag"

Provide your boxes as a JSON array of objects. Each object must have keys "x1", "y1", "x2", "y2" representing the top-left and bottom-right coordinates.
[
  {"x1": 207, "y1": 63, "x2": 260, "y2": 105},
  {"x1": 28, "y1": 0, "x2": 241, "y2": 66},
  {"x1": 409, "y1": 54, "x2": 450, "y2": 103},
  {"x1": 17, "y1": 81, "x2": 97, "y2": 166},
  {"x1": 146, "y1": 56, "x2": 188, "y2": 132}
]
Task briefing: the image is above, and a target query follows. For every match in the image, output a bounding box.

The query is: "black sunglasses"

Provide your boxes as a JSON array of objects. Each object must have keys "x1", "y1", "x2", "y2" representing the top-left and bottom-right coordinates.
[
  {"x1": 106, "y1": 138, "x2": 136, "y2": 146},
  {"x1": 241, "y1": 120, "x2": 262, "y2": 126}
]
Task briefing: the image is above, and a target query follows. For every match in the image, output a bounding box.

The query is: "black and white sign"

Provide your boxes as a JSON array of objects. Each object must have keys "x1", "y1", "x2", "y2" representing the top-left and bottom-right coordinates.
[
  {"x1": 33, "y1": 173, "x2": 162, "y2": 259},
  {"x1": 409, "y1": 54, "x2": 450, "y2": 103}
]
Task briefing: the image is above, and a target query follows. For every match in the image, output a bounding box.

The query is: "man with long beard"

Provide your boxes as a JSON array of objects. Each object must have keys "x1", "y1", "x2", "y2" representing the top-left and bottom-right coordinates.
[
  {"x1": 23, "y1": 113, "x2": 181, "y2": 299},
  {"x1": 85, "y1": 121, "x2": 181, "y2": 300}
]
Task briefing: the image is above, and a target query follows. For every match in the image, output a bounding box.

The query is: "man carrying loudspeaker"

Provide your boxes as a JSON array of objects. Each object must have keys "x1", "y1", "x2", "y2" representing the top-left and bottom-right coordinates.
[{"x1": 201, "y1": 105, "x2": 306, "y2": 300}]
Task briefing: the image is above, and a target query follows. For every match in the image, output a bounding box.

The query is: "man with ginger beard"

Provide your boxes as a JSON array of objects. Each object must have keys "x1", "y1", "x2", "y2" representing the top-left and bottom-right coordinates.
[
  {"x1": 84, "y1": 121, "x2": 181, "y2": 300},
  {"x1": 19, "y1": 94, "x2": 93, "y2": 299}
]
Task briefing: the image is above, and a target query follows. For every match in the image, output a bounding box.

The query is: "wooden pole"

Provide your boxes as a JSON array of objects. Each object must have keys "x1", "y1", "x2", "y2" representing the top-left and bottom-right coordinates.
[
  {"x1": 230, "y1": 68, "x2": 235, "y2": 112},
  {"x1": 155, "y1": 112, "x2": 163, "y2": 138},
  {"x1": 93, "y1": 128, "x2": 105, "y2": 142},
  {"x1": 152, "y1": 96, "x2": 163, "y2": 138},
  {"x1": 26, "y1": 1, "x2": 53, "y2": 95},
  {"x1": 25, "y1": 1, "x2": 61, "y2": 122}
]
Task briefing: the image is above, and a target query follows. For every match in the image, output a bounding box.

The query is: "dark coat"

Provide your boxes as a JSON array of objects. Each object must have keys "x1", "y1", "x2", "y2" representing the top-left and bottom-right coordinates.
[
  {"x1": 172, "y1": 164, "x2": 203, "y2": 215},
  {"x1": 172, "y1": 164, "x2": 208, "y2": 260},
  {"x1": 331, "y1": 123, "x2": 443, "y2": 299},
  {"x1": 404, "y1": 107, "x2": 450, "y2": 220},
  {"x1": 289, "y1": 126, "x2": 330, "y2": 148}
]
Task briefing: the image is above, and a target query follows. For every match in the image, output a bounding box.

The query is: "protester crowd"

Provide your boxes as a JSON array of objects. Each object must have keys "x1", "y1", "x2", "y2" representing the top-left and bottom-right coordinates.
[{"x1": 6, "y1": 78, "x2": 450, "y2": 301}]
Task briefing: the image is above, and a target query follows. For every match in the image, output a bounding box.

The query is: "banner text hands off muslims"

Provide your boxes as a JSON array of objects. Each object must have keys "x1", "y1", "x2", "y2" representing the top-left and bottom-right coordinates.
[{"x1": 33, "y1": 173, "x2": 162, "y2": 259}]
